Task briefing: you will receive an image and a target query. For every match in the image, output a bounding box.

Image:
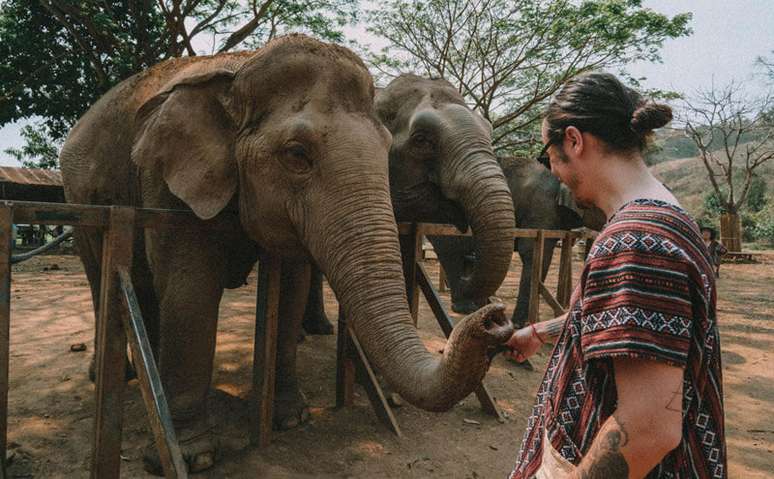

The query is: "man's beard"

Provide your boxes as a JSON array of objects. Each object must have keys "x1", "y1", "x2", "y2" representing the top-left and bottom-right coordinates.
[{"x1": 565, "y1": 172, "x2": 593, "y2": 209}]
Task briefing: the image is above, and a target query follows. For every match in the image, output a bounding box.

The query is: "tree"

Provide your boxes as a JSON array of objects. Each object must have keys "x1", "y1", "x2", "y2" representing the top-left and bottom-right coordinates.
[
  {"x1": 365, "y1": 0, "x2": 691, "y2": 155},
  {"x1": 0, "y1": 0, "x2": 357, "y2": 167},
  {"x1": 757, "y1": 50, "x2": 774, "y2": 82},
  {"x1": 683, "y1": 82, "x2": 774, "y2": 250},
  {"x1": 683, "y1": 82, "x2": 774, "y2": 216},
  {"x1": 747, "y1": 174, "x2": 767, "y2": 213},
  {"x1": 4, "y1": 122, "x2": 60, "y2": 169}
]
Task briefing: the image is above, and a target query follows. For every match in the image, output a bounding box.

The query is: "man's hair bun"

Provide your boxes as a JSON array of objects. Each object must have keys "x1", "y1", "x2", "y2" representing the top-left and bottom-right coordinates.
[{"x1": 631, "y1": 102, "x2": 673, "y2": 134}]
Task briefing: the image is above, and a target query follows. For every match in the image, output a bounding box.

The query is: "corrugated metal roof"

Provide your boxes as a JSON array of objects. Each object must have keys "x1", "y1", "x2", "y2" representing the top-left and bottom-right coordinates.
[{"x1": 0, "y1": 167, "x2": 62, "y2": 187}]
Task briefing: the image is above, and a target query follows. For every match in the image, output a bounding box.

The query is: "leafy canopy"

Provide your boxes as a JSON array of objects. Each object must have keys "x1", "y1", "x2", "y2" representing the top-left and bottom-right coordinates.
[
  {"x1": 366, "y1": 0, "x2": 692, "y2": 155},
  {"x1": 0, "y1": 0, "x2": 357, "y2": 167}
]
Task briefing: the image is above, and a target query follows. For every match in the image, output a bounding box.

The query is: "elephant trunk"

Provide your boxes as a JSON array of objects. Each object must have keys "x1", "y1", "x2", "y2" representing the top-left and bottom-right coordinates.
[
  {"x1": 440, "y1": 120, "x2": 516, "y2": 303},
  {"x1": 309, "y1": 176, "x2": 513, "y2": 411}
]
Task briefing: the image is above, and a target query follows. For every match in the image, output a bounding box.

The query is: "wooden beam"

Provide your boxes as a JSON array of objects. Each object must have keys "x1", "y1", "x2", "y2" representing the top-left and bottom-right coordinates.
[
  {"x1": 335, "y1": 306, "x2": 355, "y2": 408},
  {"x1": 0, "y1": 206, "x2": 11, "y2": 479},
  {"x1": 249, "y1": 256, "x2": 282, "y2": 447},
  {"x1": 6, "y1": 200, "x2": 109, "y2": 227},
  {"x1": 91, "y1": 207, "x2": 135, "y2": 479},
  {"x1": 399, "y1": 224, "x2": 421, "y2": 325},
  {"x1": 2, "y1": 200, "x2": 241, "y2": 232},
  {"x1": 399, "y1": 222, "x2": 584, "y2": 240},
  {"x1": 527, "y1": 230, "x2": 545, "y2": 325},
  {"x1": 348, "y1": 327, "x2": 402, "y2": 437},
  {"x1": 539, "y1": 282, "x2": 566, "y2": 317},
  {"x1": 415, "y1": 263, "x2": 503, "y2": 420},
  {"x1": 118, "y1": 268, "x2": 188, "y2": 478},
  {"x1": 438, "y1": 265, "x2": 447, "y2": 292},
  {"x1": 556, "y1": 233, "x2": 574, "y2": 308}
]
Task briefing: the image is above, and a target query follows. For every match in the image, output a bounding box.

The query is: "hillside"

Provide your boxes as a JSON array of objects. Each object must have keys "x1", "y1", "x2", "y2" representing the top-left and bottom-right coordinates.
[{"x1": 651, "y1": 156, "x2": 774, "y2": 217}]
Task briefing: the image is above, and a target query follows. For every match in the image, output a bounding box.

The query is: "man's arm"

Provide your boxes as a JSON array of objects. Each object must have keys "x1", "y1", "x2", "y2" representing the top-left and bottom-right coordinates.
[
  {"x1": 569, "y1": 358, "x2": 684, "y2": 479},
  {"x1": 504, "y1": 313, "x2": 566, "y2": 362}
]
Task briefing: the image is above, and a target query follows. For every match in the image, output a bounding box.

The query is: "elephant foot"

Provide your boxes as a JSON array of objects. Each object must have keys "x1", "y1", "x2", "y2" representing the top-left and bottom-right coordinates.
[
  {"x1": 142, "y1": 417, "x2": 218, "y2": 475},
  {"x1": 301, "y1": 312, "x2": 334, "y2": 335},
  {"x1": 88, "y1": 354, "x2": 137, "y2": 383},
  {"x1": 451, "y1": 299, "x2": 482, "y2": 315},
  {"x1": 273, "y1": 387, "x2": 310, "y2": 430}
]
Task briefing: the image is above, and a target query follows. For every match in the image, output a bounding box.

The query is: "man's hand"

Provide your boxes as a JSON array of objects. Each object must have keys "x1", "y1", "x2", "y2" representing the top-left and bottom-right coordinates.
[
  {"x1": 504, "y1": 313, "x2": 567, "y2": 362},
  {"x1": 503, "y1": 326, "x2": 543, "y2": 362}
]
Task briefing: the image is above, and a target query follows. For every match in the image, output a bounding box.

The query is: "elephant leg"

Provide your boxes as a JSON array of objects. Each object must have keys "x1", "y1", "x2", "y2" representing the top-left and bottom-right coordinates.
[
  {"x1": 274, "y1": 260, "x2": 312, "y2": 430},
  {"x1": 511, "y1": 238, "x2": 558, "y2": 328},
  {"x1": 142, "y1": 234, "x2": 225, "y2": 475},
  {"x1": 428, "y1": 235, "x2": 482, "y2": 314},
  {"x1": 301, "y1": 263, "x2": 334, "y2": 335}
]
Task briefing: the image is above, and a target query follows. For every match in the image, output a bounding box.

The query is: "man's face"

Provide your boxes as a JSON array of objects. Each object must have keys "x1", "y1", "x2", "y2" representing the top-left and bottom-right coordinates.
[
  {"x1": 540, "y1": 120, "x2": 594, "y2": 209},
  {"x1": 702, "y1": 230, "x2": 712, "y2": 241}
]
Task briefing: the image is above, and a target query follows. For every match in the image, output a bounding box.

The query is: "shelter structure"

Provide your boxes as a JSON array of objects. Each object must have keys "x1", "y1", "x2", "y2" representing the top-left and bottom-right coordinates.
[{"x1": 0, "y1": 167, "x2": 64, "y2": 203}]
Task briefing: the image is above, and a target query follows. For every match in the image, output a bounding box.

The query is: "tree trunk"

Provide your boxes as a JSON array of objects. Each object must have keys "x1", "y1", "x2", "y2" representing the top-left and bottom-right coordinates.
[{"x1": 720, "y1": 213, "x2": 742, "y2": 252}]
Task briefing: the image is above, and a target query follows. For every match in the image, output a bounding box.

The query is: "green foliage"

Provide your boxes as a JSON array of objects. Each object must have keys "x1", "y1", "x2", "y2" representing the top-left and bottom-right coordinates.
[
  {"x1": 703, "y1": 190, "x2": 726, "y2": 217},
  {"x1": 748, "y1": 200, "x2": 774, "y2": 244},
  {"x1": 366, "y1": 0, "x2": 692, "y2": 155},
  {"x1": 1, "y1": 0, "x2": 358, "y2": 168},
  {"x1": 3, "y1": 123, "x2": 61, "y2": 169},
  {"x1": 0, "y1": 1, "x2": 165, "y2": 141},
  {"x1": 747, "y1": 175, "x2": 767, "y2": 213}
]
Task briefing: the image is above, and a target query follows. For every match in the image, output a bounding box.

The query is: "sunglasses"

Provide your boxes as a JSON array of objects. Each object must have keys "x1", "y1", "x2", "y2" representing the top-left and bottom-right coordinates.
[{"x1": 536, "y1": 142, "x2": 552, "y2": 170}]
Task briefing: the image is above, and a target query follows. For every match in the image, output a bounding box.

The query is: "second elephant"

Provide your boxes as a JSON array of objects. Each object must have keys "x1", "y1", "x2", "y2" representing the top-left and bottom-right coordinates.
[
  {"x1": 431, "y1": 156, "x2": 607, "y2": 327},
  {"x1": 302, "y1": 74, "x2": 516, "y2": 332}
]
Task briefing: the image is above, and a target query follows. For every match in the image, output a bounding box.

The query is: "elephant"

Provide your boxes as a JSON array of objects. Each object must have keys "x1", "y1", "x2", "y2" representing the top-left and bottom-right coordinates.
[
  {"x1": 430, "y1": 156, "x2": 607, "y2": 327},
  {"x1": 60, "y1": 36, "x2": 513, "y2": 474},
  {"x1": 301, "y1": 73, "x2": 517, "y2": 336}
]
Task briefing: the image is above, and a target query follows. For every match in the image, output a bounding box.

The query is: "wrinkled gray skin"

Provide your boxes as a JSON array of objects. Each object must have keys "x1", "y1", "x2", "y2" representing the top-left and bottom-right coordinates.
[
  {"x1": 60, "y1": 37, "x2": 513, "y2": 474},
  {"x1": 432, "y1": 156, "x2": 607, "y2": 327},
  {"x1": 303, "y1": 74, "x2": 517, "y2": 334}
]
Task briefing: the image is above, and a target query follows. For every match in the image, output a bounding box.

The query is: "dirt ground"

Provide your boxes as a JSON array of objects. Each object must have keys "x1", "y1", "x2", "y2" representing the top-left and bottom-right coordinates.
[{"x1": 4, "y1": 250, "x2": 773, "y2": 478}]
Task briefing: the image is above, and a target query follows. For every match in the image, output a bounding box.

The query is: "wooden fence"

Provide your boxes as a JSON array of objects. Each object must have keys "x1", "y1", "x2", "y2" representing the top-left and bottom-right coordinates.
[{"x1": 0, "y1": 200, "x2": 594, "y2": 478}]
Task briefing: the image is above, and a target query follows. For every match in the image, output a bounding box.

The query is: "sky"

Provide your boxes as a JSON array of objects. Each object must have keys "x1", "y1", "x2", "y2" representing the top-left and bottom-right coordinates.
[{"x1": 1, "y1": 0, "x2": 773, "y2": 166}]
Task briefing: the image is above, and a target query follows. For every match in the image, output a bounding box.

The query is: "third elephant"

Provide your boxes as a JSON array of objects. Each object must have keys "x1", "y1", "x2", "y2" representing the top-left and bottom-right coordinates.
[{"x1": 431, "y1": 156, "x2": 607, "y2": 327}]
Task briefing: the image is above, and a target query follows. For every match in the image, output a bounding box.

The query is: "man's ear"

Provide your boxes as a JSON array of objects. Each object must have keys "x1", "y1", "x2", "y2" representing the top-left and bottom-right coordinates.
[{"x1": 564, "y1": 126, "x2": 585, "y2": 158}]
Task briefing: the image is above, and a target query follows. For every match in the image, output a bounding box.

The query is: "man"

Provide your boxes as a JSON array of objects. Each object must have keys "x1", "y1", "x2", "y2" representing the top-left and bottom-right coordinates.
[
  {"x1": 700, "y1": 226, "x2": 727, "y2": 278},
  {"x1": 506, "y1": 72, "x2": 726, "y2": 479}
]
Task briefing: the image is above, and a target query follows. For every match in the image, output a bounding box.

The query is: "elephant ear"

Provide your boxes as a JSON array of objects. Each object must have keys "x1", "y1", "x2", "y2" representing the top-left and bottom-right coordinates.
[
  {"x1": 373, "y1": 87, "x2": 397, "y2": 130},
  {"x1": 132, "y1": 69, "x2": 237, "y2": 220}
]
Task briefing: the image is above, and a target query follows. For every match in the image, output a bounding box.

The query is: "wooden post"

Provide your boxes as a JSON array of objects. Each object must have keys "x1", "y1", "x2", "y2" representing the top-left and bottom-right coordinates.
[
  {"x1": 527, "y1": 230, "x2": 545, "y2": 325},
  {"x1": 335, "y1": 309, "x2": 401, "y2": 435},
  {"x1": 250, "y1": 256, "x2": 282, "y2": 447},
  {"x1": 91, "y1": 207, "x2": 135, "y2": 479},
  {"x1": 399, "y1": 224, "x2": 422, "y2": 325},
  {"x1": 335, "y1": 306, "x2": 355, "y2": 408},
  {"x1": 556, "y1": 233, "x2": 574, "y2": 308},
  {"x1": 438, "y1": 265, "x2": 447, "y2": 292},
  {"x1": 348, "y1": 329, "x2": 402, "y2": 437},
  {"x1": 117, "y1": 268, "x2": 187, "y2": 478},
  {"x1": 415, "y1": 263, "x2": 503, "y2": 419},
  {"x1": 0, "y1": 206, "x2": 11, "y2": 479},
  {"x1": 720, "y1": 213, "x2": 742, "y2": 252}
]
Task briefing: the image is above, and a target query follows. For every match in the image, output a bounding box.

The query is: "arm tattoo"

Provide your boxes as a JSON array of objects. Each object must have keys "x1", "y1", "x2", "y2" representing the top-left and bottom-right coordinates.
[
  {"x1": 665, "y1": 388, "x2": 682, "y2": 413},
  {"x1": 542, "y1": 317, "x2": 566, "y2": 339},
  {"x1": 576, "y1": 418, "x2": 630, "y2": 479}
]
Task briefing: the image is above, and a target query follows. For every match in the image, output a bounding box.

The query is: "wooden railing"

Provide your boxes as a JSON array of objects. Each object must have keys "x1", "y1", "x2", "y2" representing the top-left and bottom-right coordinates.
[{"x1": 0, "y1": 200, "x2": 594, "y2": 478}]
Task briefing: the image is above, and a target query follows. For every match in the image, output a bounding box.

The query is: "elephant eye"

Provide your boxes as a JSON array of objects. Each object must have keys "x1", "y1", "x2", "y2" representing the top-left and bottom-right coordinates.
[
  {"x1": 281, "y1": 141, "x2": 313, "y2": 174},
  {"x1": 410, "y1": 131, "x2": 436, "y2": 152}
]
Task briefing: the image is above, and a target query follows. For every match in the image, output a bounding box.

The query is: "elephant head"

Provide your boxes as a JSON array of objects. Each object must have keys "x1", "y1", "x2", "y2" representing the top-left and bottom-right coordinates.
[
  {"x1": 131, "y1": 35, "x2": 511, "y2": 411},
  {"x1": 375, "y1": 74, "x2": 516, "y2": 304}
]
